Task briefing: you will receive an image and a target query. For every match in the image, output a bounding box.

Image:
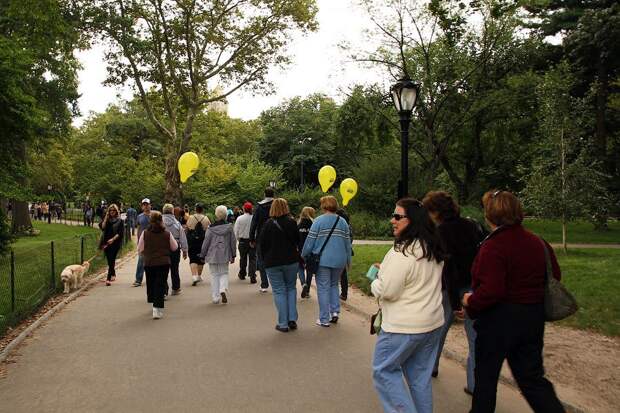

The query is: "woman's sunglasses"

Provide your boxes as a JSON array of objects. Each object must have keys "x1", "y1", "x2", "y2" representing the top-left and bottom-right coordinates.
[{"x1": 392, "y1": 213, "x2": 408, "y2": 221}]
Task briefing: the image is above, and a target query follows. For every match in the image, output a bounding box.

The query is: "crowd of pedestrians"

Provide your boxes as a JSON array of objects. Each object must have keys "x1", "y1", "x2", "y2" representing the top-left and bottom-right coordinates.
[{"x1": 97, "y1": 187, "x2": 564, "y2": 413}]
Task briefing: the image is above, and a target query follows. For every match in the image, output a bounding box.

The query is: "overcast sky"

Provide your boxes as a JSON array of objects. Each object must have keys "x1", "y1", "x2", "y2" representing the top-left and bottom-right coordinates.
[{"x1": 73, "y1": 0, "x2": 388, "y2": 126}]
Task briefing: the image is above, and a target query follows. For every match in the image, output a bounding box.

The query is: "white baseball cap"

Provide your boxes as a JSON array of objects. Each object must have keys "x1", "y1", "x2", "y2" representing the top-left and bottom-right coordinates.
[{"x1": 141, "y1": 198, "x2": 151, "y2": 204}]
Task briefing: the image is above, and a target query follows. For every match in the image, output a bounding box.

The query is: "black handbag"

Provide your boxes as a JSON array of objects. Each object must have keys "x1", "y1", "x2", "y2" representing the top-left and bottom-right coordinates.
[
  {"x1": 305, "y1": 216, "x2": 340, "y2": 275},
  {"x1": 540, "y1": 239, "x2": 578, "y2": 321}
]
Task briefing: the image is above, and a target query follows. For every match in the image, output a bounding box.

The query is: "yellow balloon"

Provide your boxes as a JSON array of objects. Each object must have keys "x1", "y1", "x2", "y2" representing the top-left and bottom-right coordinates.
[
  {"x1": 178, "y1": 152, "x2": 200, "y2": 183},
  {"x1": 340, "y1": 178, "x2": 358, "y2": 206},
  {"x1": 318, "y1": 165, "x2": 337, "y2": 192}
]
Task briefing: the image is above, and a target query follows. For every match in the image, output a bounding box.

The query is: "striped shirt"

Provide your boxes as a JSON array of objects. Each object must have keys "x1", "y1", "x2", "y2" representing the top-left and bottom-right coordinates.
[{"x1": 301, "y1": 213, "x2": 352, "y2": 269}]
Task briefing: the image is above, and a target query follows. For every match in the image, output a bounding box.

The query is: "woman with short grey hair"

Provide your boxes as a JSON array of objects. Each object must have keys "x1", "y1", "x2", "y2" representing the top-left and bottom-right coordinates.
[
  {"x1": 200, "y1": 205, "x2": 236, "y2": 304},
  {"x1": 162, "y1": 203, "x2": 188, "y2": 296}
]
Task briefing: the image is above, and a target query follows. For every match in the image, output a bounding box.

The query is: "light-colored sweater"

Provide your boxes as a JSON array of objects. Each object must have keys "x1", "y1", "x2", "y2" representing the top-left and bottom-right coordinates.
[{"x1": 371, "y1": 242, "x2": 444, "y2": 334}]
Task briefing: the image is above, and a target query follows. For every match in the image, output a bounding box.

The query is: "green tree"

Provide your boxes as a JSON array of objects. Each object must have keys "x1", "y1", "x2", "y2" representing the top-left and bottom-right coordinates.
[
  {"x1": 0, "y1": 0, "x2": 82, "y2": 234},
  {"x1": 82, "y1": 0, "x2": 318, "y2": 203},
  {"x1": 522, "y1": 62, "x2": 610, "y2": 251}
]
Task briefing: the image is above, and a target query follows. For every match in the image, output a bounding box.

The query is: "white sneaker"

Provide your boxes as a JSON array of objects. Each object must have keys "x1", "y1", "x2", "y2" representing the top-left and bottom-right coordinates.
[
  {"x1": 192, "y1": 276, "x2": 199, "y2": 286},
  {"x1": 153, "y1": 307, "x2": 162, "y2": 319},
  {"x1": 198, "y1": 275, "x2": 204, "y2": 282},
  {"x1": 259, "y1": 288, "x2": 268, "y2": 293},
  {"x1": 212, "y1": 298, "x2": 221, "y2": 304}
]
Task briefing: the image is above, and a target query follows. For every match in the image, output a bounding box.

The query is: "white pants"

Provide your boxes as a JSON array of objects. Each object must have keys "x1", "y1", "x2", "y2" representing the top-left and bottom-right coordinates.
[{"x1": 208, "y1": 263, "x2": 229, "y2": 302}]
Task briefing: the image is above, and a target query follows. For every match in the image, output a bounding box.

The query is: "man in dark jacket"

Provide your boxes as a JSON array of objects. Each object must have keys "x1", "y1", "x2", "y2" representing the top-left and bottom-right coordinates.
[{"x1": 249, "y1": 187, "x2": 275, "y2": 291}]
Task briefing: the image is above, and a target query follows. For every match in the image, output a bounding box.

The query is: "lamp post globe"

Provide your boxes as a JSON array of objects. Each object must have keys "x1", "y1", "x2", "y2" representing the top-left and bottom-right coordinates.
[{"x1": 390, "y1": 77, "x2": 420, "y2": 200}]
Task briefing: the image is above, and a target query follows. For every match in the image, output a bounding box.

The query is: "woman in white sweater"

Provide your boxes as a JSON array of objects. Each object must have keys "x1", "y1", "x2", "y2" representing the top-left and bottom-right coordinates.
[{"x1": 371, "y1": 198, "x2": 447, "y2": 413}]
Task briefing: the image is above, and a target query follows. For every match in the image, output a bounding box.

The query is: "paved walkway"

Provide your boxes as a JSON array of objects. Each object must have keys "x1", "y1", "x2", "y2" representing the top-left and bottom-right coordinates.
[{"x1": 0, "y1": 254, "x2": 531, "y2": 412}]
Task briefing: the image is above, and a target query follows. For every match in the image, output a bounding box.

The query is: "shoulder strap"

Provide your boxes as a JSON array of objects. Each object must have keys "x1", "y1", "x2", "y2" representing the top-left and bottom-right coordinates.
[
  {"x1": 318, "y1": 216, "x2": 340, "y2": 256},
  {"x1": 538, "y1": 237, "x2": 553, "y2": 283},
  {"x1": 272, "y1": 219, "x2": 297, "y2": 248}
]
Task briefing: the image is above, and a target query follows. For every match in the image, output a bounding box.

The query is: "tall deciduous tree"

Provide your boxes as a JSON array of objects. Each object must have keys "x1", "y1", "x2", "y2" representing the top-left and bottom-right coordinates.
[
  {"x1": 0, "y1": 0, "x2": 81, "y2": 234},
  {"x1": 82, "y1": 0, "x2": 318, "y2": 203}
]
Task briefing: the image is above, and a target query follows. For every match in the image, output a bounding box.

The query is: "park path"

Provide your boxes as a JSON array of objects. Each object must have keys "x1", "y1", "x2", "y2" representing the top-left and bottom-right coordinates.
[{"x1": 0, "y1": 253, "x2": 531, "y2": 413}]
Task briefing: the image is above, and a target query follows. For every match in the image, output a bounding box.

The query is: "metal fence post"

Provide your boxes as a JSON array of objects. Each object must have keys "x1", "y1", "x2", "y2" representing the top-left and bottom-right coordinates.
[
  {"x1": 80, "y1": 236, "x2": 84, "y2": 263},
  {"x1": 50, "y1": 241, "x2": 55, "y2": 290},
  {"x1": 10, "y1": 250, "x2": 15, "y2": 312}
]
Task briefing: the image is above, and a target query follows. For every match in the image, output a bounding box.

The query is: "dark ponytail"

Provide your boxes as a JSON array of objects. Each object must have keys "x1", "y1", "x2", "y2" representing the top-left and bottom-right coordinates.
[{"x1": 394, "y1": 198, "x2": 447, "y2": 263}]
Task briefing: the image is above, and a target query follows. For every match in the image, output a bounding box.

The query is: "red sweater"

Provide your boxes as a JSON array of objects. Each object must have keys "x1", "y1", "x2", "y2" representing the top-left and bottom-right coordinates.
[{"x1": 466, "y1": 224, "x2": 561, "y2": 318}]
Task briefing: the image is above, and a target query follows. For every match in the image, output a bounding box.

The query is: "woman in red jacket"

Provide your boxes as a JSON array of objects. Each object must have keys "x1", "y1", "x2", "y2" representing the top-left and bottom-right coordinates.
[{"x1": 462, "y1": 190, "x2": 564, "y2": 413}]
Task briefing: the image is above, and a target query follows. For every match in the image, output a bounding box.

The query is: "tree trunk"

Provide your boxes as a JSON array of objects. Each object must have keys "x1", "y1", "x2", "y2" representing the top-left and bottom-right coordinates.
[
  {"x1": 562, "y1": 214, "x2": 567, "y2": 254},
  {"x1": 164, "y1": 150, "x2": 182, "y2": 205},
  {"x1": 11, "y1": 200, "x2": 33, "y2": 234}
]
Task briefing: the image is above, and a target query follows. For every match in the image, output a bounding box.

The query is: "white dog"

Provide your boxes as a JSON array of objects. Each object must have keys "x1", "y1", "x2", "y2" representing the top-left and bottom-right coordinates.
[{"x1": 60, "y1": 261, "x2": 90, "y2": 293}]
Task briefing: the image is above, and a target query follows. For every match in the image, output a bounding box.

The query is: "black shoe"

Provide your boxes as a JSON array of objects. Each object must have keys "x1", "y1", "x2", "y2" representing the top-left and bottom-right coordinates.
[
  {"x1": 275, "y1": 325, "x2": 289, "y2": 333},
  {"x1": 431, "y1": 370, "x2": 438, "y2": 378},
  {"x1": 288, "y1": 321, "x2": 298, "y2": 330},
  {"x1": 330, "y1": 315, "x2": 339, "y2": 324},
  {"x1": 464, "y1": 387, "x2": 473, "y2": 396},
  {"x1": 250, "y1": 276, "x2": 257, "y2": 284},
  {"x1": 221, "y1": 292, "x2": 228, "y2": 304},
  {"x1": 301, "y1": 284, "x2": 309, "y2": 298},
  {"x1": 238, "y1": 273, "x2": 246, "y2": 280},
  {"x1": 340, "y1": 294, "x2": 347, "y2": 301}
]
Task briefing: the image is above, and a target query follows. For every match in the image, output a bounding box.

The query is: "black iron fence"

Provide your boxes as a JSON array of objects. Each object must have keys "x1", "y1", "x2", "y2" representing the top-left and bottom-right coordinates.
[{"x1": 0, "y1": 221, "x2": 132, "y2": 336}]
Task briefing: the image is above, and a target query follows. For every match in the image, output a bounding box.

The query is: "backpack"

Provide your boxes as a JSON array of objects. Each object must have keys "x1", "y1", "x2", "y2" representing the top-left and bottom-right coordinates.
[{"x1": 188, "y1": 217, "x2": 206, "y2": 243}]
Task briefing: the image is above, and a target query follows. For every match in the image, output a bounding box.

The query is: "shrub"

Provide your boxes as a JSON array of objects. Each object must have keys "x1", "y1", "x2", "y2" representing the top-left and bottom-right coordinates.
[{"x1": 349, "y1": 211, "x2": 392, "y2": 239}]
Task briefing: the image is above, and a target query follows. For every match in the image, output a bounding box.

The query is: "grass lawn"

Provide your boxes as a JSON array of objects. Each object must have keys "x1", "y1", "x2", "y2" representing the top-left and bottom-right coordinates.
[
  {"x1": 0, "y1": 221, "x2": 132, "y2": 336},
  {"x1": 13, "y1": 221, "x2": 99, "y2": 251},
  {"x1": 523, "y1": 219, "x2": 620, "y2": 245},
  {"x1": 350, "y1": 244, "x2": 620, "y2": 337}
]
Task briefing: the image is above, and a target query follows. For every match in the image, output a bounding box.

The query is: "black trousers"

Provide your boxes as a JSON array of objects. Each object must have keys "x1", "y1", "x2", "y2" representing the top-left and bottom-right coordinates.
[
  {"x1": 471, "y1": 303, "x2": 564, "y2": 413},
  {"x1": 238, "y1": 239, "x2": 256, "y2": 278},
  {"x1": 166, "y1": 249, "x2": 181, "y2": 293},
  {"x1": 340, "y1": 268, "x2": 348, "y2": 299},
  {"x1": 146, "y1": 264, "x2": 169, "y2": 308},
  {"x1": 104, "y1": 246, "x2": 120, "y2": 281}
]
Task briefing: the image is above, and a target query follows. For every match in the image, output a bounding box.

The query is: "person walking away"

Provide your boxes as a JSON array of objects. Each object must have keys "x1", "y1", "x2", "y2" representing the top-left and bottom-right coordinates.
[
  {"x1": 422, "y1": 191, "x2": 487, "y2": 395},
  {"x1": 336, "y1": 208, "x2": 354, "y2": 301},
  {"x1": 163, "y1": 204, "x2": 188, "y2": 296},
  {"x1": 99, "y1": 204, "x2": 124, "y2": 286},
  {"x1": 297, "y1": 206, "x2": 315, "y2": 298},
  {"x1": 133, "y1": 198, "x2": 152, "y2": 287},
  {"x1": 301, "y1": 196, "x2": 351, "y2": 327},
  {"x1": 234, "y1": 202, "x2": 256, "y2": 281},
  {"x1": 371, "y1": 198, "x2": 446, "y2": 413},
  {"x1": 174, "y1": 206, "x2": 187, "y2": 227},
  {"x1": 249, "y1": 187, "x2": 275, "y2": 291},
  {"x1": 126, "y1": 204, "x2": 138, "y2": 235},
  {"x1": 200, "y1": 205, "x2": 236, "y2": 304},
  {"x1": 462, "y1": 190, "x2": 565, "y2": 413},
  {"x1": 258, "y1": 198, "x2": 300, "y2": 332},
  {"x1": 137, "y1": 211, "x2": 178, "y2": 319},
  {"x1": 85, "y1": 205, "x2": 94, "y2": 227},
  {"x1": 186, "y1": 203, "x2": 210, "y2": 286}
]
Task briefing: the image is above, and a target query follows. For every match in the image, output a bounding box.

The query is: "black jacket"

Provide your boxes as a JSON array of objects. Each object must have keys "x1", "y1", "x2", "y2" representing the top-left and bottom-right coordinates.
[
  {"x1": 249, "y1": 198, "x2": 273, "y2": 242},
  {"x1": 439, "y1": 217, "x2": 487, "y2": 310},
  {"x1": 297, "y1": 218, "x2": 313, "y2": 251},
  {"x1": 258, "y1": 215, "x2": 300, "y2": 269}
]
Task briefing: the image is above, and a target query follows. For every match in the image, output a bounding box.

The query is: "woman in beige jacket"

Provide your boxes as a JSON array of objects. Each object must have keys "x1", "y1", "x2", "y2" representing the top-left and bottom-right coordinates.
[{"x1": 371, "y1": 198, "x2": 447, "y2": 413}]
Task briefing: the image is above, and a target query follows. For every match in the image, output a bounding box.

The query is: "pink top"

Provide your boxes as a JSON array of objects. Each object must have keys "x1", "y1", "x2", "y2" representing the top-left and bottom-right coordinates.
[{"x1": 137, "y1": 231, "x2": 178, "y2": 254}]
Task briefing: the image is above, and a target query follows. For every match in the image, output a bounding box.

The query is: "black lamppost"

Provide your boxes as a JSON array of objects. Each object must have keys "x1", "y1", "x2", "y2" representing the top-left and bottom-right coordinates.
[
  {"x1": 390, "y1": 77, "x2": 420, "y2": 200},
  {"x1": 298, "y1": 137, "x2": 312, "y2": 190}
]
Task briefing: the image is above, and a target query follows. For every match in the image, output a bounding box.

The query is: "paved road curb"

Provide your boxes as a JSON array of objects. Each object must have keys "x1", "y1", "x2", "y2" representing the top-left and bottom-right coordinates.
[
  {"x1": 339, "y1": 297, "x2": 587, "y2": 413},
  {"x1": 0, "y1": 251, "x2": 137, "y2": 364}
]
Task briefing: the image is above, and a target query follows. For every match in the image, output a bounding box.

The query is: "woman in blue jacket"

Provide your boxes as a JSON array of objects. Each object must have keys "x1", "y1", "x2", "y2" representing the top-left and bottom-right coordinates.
[{"x1": 302, "y1": 196, "x2": 352, "y2": 327}]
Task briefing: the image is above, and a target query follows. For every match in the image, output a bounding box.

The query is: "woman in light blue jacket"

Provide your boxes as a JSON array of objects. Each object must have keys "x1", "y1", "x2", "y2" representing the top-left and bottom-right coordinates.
[{"x1": 301, "y1": 196, "x2": 351, "y2": 327}]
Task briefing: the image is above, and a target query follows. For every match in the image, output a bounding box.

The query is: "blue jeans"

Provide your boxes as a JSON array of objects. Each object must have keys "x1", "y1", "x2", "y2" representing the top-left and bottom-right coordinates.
[
  {"x1": 266, "y1": 263, "x2": 298, "y2": 328},
  {"x1": 316, "y1": 266, "x2": 342, "y2": 324},
  {"x1": 373, "y1": 328, "x2": 442, "y2": 413},
  {"x1": 433, "y1": 288, "x2": 476, "y2": 392},
  {"x1": 297, "y1": 263, "x2": 306, "y2": 285},
  {"x1": 135, "y1": 255, "x2": 145, "y2": 283}
]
